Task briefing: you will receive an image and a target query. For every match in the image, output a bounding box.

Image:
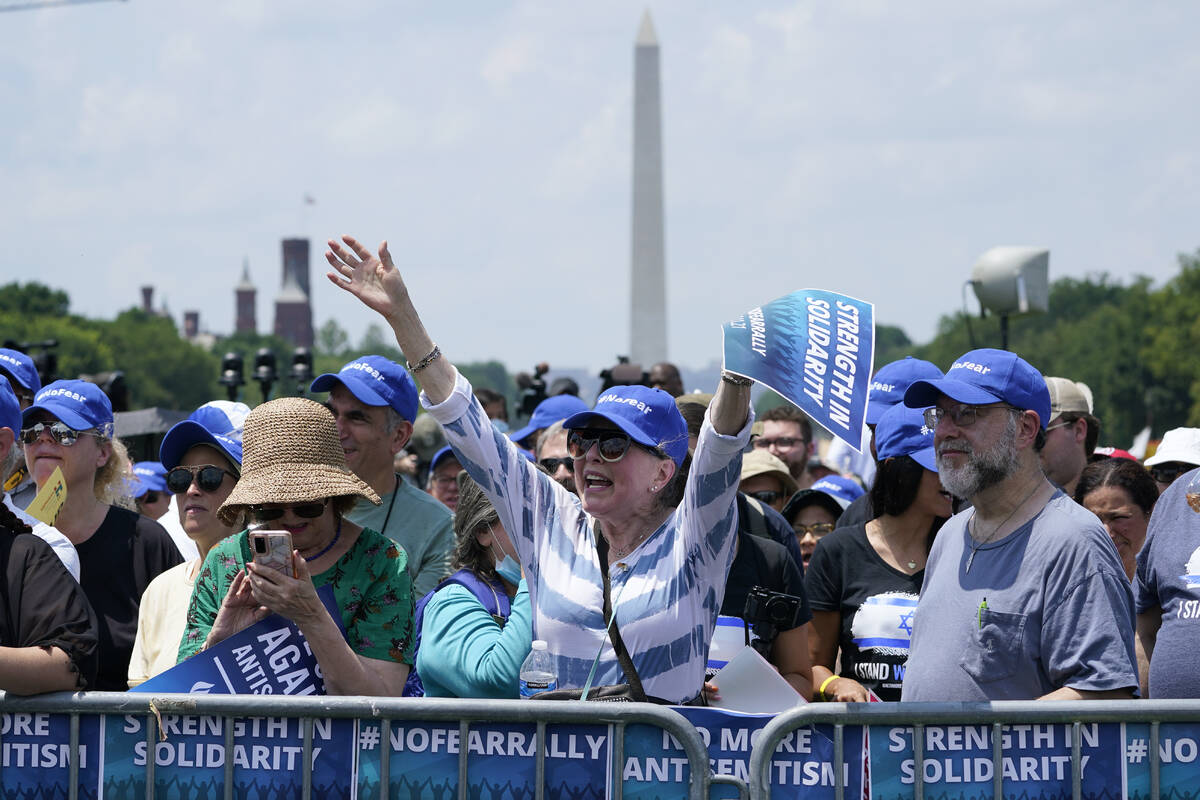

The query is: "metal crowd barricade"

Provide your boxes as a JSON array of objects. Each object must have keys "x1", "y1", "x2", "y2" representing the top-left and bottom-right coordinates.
[
  {"x1": 0, "y1": 691, "x2": 730, "y2": 800},
  {"x1": 746, "y1": 699, "x2": 1200, "y2": 800}
]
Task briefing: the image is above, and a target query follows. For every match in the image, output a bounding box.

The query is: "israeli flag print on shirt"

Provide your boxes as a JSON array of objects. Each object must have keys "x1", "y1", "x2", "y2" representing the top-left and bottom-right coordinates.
[{"x1": 851, "y1": 591, "x2": 919, "y2": 652}]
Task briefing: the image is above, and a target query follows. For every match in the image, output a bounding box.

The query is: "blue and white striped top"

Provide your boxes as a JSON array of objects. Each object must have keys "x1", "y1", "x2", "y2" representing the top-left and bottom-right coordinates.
[{"x1": 424, "y1": 371, "x2": 751, "y2": 703}]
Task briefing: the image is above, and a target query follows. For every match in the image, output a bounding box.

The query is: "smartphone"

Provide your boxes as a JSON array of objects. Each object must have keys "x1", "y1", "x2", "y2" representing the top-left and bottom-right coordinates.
[{"x1": 249, "y1": 530, "x2": 295, "y2": 577}]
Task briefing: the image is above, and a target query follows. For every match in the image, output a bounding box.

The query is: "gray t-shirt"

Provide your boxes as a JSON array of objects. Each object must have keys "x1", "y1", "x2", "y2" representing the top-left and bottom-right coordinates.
[
  {"x1": 901, "y1": 491, "x2": 1137, "y2": 701},
  {"x1": 346, "y1": 477, "x2": 454, "y2": 599},
  {"x1": 1135, "y1": 466, "x2": 1200, "y2": 698}
]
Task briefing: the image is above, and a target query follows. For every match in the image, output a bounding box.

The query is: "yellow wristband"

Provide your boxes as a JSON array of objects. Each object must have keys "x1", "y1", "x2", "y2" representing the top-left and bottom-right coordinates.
[{"x1": 818, "y1": 675, "x2": 838, "y2": 699}]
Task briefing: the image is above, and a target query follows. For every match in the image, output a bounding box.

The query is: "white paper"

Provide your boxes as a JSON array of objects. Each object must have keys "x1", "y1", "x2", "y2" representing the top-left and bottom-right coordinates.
[{"x1": 708, "y1": 646, "x2": 805, "y2": 714}]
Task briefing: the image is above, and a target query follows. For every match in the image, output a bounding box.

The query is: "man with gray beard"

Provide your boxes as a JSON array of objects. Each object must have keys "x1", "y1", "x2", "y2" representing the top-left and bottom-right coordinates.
[{"x1": 898, "y1": 349, "x2": 1137, "y2": 701}]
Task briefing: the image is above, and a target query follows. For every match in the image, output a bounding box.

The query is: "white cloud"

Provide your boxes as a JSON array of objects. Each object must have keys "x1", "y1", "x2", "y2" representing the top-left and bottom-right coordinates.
[{"x1": 482, "y1": 34, "x2": 537, "y2": 89}]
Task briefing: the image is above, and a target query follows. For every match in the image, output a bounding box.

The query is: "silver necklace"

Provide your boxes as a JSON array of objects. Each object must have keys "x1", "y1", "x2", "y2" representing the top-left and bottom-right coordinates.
[
  {"x1": 607, "y1": 530, "x2": 648, "y2": 559},
  {"x1": 965, "y1": 481, "x2": 1043, "y2": 573}
]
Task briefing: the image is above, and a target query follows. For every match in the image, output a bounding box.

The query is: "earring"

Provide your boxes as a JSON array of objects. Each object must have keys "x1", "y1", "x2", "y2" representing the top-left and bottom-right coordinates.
[{"x1": 650, "y1": 485, "x2": 659, "y2": 493}]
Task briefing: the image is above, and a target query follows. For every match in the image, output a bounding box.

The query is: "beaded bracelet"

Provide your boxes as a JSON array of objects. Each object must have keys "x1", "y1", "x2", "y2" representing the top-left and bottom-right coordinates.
[
  {"x1": 407, "y1": 344, "x2": 442, "y2": 373},
  {"x1": 721, "y1": 371, "x2": 752, "y2": 387}
]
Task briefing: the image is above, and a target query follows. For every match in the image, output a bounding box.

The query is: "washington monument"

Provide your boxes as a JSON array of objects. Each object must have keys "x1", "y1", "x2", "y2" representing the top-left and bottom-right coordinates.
[{"x1": 630, "y1": 10, "x2": 667, "y2": 365}]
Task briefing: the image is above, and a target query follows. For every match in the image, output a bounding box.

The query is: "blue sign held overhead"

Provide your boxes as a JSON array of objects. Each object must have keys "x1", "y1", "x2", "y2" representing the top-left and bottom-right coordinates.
[{"x1": 723, "y1": 289, "x2": 875, "y2": 452}]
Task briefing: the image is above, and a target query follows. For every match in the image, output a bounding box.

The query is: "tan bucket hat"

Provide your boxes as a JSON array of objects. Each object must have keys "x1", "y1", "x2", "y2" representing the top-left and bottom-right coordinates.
[{"x1": 218, "y1": 396, "x2": 381, "y2": 525}]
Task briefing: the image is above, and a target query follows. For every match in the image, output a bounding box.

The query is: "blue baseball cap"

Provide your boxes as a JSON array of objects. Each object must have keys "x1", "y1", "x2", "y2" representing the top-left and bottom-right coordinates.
[
  {"x1": 810, "y1": 475, "x2": 865, "y2": 507},
  {"x1": 130, "y1": 462, "x2": 168, "y2": 497},
  {"x1": 0, "y1": 349, "x2": 41, "y2": 395},
  {"x1": 562, "y1": 385, "x2": 689, "y2": 466},
  {"x1": 866, "y1": 357, "x2": 944, "y2": 426},
  {"x1": 0, "y1": 376, "x2": 21, "y2": 439},
  {"x1": 22, "y1": 379, "x2": 113, "y2": 435},
  {"x1": 310, "y1": 355, "x2": 419, "y2": 423},
  {"x1": 159, "y1": 400, "x2": 249, "y2": 471},
  {"x1": 509, "y1": 394, "x2": 590, "y2": 444},
  {"x1": 874, "y1": 404, "x2": 937, "y2": 472},
  {"x1": 781, "y1": 474, "x2": 864, "y2": 521},
  {"x1": 430, "y1": 445, "x2": 460, "y2": 472},
  {"x1": 903, "y1": 348, "x2": 1051, "y2": 430}
]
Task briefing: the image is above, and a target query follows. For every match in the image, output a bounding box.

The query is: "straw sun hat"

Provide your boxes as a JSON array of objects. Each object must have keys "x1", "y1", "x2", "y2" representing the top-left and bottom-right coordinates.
[{"x1": 217, "y1": 396, "x2": 381, "y2": 526}]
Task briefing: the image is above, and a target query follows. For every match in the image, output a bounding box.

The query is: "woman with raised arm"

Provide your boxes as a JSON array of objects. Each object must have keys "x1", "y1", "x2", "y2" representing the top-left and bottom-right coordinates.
[{"x1": 326, "y1": 235, "x2": 753, "y2": 704}]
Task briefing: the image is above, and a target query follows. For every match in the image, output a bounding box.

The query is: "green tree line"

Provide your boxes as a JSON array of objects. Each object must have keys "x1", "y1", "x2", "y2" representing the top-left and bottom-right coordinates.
[{"x1": 4, "y1": 246, "x2": 1199, "y2": 445}]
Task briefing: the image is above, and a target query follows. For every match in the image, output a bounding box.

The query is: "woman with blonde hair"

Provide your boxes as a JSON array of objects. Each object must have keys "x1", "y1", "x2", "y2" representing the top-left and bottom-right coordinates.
[{"x1": 22, "y1": 379, "x2": 181, "y2": 690}]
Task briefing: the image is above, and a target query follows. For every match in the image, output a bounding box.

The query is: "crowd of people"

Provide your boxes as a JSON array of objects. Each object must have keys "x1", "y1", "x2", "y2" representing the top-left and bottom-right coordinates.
[{"x1": 2, "y1": 236, "x2": 1200, "y2": 706}]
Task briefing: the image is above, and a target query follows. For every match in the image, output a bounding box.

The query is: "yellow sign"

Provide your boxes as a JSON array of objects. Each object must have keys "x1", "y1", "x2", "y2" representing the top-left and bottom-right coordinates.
[{"x1": 27, "y1": 466, "x2": 67, "y2": 526}]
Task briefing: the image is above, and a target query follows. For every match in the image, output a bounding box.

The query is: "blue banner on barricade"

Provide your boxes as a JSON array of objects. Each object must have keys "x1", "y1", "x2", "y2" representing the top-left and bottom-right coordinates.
[
  {"x1": 0, "y1": 711, "x2": 102, "y2": 800},
  {"x1": 100, "y1": 713, "x2": 355, "y2": 800},
  {"x1": 868, "y1": 722, "x2": 1123, "y2": 800},
  {"x1": 355, "y1": 719, "x2": 612, "y2": 800},
  {"x1": 129, "y1": 585, "x2": 343, "y2": 695},
  {"x1": 1124, "y1": 722, "x2": 1200, "y2": 800},
  {"x1": 723, "y1": 289, "x2": 875, "y2": 451},
  {"x1": 663, "y1": 708, "x2": 863, "y2": 800}
]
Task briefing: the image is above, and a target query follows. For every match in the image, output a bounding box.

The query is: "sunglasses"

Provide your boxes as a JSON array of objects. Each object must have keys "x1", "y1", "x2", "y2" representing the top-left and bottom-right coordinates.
[
  {"x1": 794, "y1": 521, "x2": 836, "y2": 536},
  {"x1": 747, "y1": 490, "x2": 784, "y2": 505},
  {"x1": 539, "y1": 456, "x2": 574, "y2": 473},
  {"x1": 166, "y1": 465, "x2": 236, "y2": 494},
  {"x1": 567, "y1": 430, "x2": 662, "y2": 463},
  {"x1": 19, "y1": 421, "x2": 102, "y2": 447},
  {"x1": 1149, "y1": 464, "x2": 1194, "y2": 484},
  {"x1": 248, "y1": 500, "x2": 328, "y2": 522},
  {"x1": 140, "y1": 491, "x2": 160, "y2": 505}
]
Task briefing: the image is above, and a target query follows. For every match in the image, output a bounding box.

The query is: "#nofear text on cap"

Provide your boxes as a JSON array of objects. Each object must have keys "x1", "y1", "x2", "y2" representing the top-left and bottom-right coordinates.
[
  {"x1": 37, "y1": 387, "x2": 89, "y2": 404},
  {"x1": 950, "y1": 361, "x2": 992, "y2": 375},
  {"x1": 597, "y1": 393, "x2": 654, "y2": 415},
  {"x1": 871, "y1": 382, "x2": 896, "y2": 393},
  {"x1": 345, "y1": 361, "x2": 386, "y2": 381}
]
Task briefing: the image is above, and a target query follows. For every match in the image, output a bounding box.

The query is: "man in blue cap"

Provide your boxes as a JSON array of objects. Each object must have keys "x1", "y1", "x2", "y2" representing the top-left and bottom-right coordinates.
[
  {"x1": 311, "y1": 355, "x2": 454, "y2": 598},
  {"x1": 0, "y1": 348, "x2": 42, "y2": 510},
  {"x1": 899, "y1": 349, "x2": 1137, "y2": 701},
  {"x1": 131, "y1": 462, "x2": 170, "y2": 521}
]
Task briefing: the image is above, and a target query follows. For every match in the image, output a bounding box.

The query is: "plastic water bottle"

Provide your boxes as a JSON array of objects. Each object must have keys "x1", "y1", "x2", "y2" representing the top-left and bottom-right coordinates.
[{"x1": 519, "y1": 640, "x2": 557, "y2": 699}]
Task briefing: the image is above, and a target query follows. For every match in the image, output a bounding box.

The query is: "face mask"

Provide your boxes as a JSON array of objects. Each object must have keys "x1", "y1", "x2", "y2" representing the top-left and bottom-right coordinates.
[{"x1": 491, "y1": 542, "x2": 522, "y2": 584}]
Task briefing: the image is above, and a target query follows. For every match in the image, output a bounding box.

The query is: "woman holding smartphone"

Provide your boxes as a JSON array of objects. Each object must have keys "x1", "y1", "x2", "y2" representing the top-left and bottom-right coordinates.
[{"x1": 177, "y1": 397, "x2": 415, "y2": 697}]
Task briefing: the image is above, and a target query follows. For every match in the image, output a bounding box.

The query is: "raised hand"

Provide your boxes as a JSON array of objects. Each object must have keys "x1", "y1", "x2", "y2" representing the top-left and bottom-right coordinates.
[{"x1": 325, "y1": 235, "x2": 408, "y2": 320}]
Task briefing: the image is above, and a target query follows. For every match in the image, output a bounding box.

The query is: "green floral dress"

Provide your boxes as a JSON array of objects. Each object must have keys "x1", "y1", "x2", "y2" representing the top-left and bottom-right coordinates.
[{"x1": 176, "y1": 527, "x2": 414, "y2": 666}]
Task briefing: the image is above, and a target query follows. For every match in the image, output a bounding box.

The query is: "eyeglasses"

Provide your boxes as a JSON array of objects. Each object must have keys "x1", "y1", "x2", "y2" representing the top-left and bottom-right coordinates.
[
  {"x1": 794, "y1": 521, "x2": 836, "y2": 536},
  {"x1": 753, "y1": 436, "x2": 805, "y2": 451},
  {"x1": 923, "y1": 404, "x2": 1020, "y2": 429},
  {"x1": 567, "y1": 430, "x2": 659, "y2": 463},
  {"x1": 248, "y1": 500, "x2": 328, "y2": 522},
  {"x1": 1149, "y1": 464, "x2": 1194, "y2": 485},
  {"x1": 747, "y1": 490, "x2": 783, "y2": 505},
  {"x1": 539, "y1": 456, "x2": 574, "y2": 473},
  {"x1": 19, "y1": 421, "x2": 103, "y2": 447},
  {"x1": 166, "y1": 465, "x2": 236, "y2": 494}
]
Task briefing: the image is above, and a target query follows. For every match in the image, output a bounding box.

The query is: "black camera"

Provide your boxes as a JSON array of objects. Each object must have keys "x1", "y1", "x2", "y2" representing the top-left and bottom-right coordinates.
[
  {"x1": 741, "y1": 586, "x2": 805, "y2": 656},
  {"x1": 743, "y1": 586, "x2": 804, "y2": 629}
]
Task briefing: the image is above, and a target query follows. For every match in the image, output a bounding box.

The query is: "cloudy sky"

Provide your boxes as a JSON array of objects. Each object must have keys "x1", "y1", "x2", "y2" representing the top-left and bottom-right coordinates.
[{"x1": 3, "y1": 1, "x2": 1198, "y2": 374}]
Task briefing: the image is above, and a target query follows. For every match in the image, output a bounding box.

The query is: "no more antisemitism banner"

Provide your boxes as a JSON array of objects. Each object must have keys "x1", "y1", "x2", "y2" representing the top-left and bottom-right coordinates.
[{"x1": 723, "y1": 289, "x2": 875, "y2": 452}]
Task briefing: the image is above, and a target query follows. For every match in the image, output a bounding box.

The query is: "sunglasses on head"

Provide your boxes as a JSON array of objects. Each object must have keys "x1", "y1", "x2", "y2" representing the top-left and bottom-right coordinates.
[
  {"x1": 19, "y1": 421, "x2": 102, "y2": 447},
  {"x1": 166, "y1": 465, "x2": 236, "y2": 494},
  {"x1": 567, "y1": 430, "x2": 657, "y2": 463},
  {"x1": 539, "y1": 456, "x2": 574, "y2": 473},
  {"x1": 248, "y1": 500, "x2": 328, "y2": 522}
]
